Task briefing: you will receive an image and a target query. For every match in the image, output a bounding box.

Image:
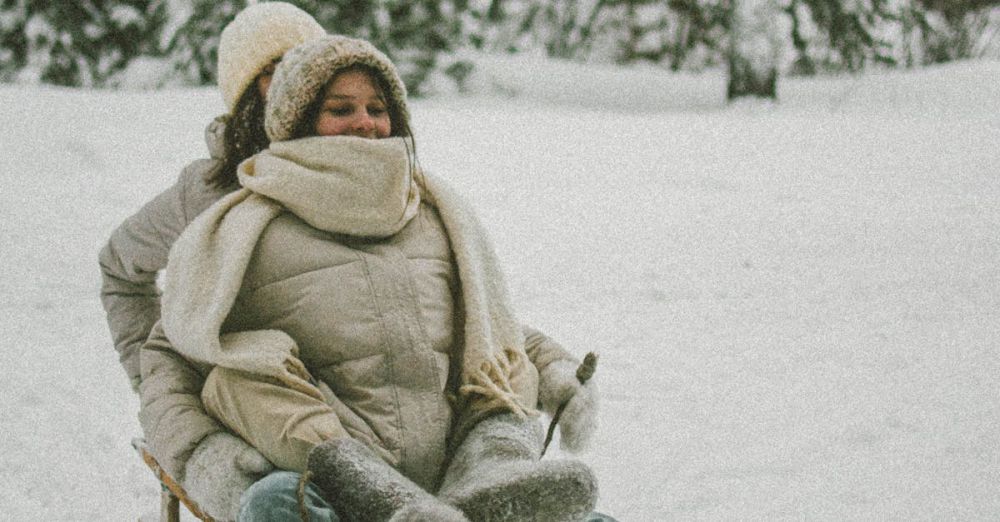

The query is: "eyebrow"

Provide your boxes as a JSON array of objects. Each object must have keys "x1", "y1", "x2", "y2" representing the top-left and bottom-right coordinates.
[{"x1": 323, "y1": 93, "x2": 387, "y2": 103}]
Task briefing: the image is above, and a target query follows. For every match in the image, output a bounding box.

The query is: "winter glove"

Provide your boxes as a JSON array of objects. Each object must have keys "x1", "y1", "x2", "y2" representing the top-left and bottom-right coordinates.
[
  {"x1": 182, "y1": 431, "x2": 275, "y2": 521},
  {"x1": 537, "y1": 359, "x2": 599, "y2": 453}
]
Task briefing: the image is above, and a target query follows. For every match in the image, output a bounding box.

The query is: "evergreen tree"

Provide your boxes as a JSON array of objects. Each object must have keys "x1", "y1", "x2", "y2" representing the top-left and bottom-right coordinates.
[
  {"x1": 726, "y1": 0, "x2": 783, "y2": 99},
  {"x1": 452, "y1": 0, "x2": 534, "y2": 54},
  {"x1": 913, "y1": 0, "x2": 1000, "y2": 63},
  {"x1": 0, "y1": 0, "x2": 28, "y2": 82},
  {"x1": 456, "y1": 0, "x2": 506, "y2": 51},
  {"x1": 617, "y1": 1, "x2": 672, "y2": 64},
  {"x1": 787, "y1": 0, "x2": 896, "y2": 73},
  {"x1": 302, "y1": 0, "x2": 464, "y2": 95},
  {"x1": 495, "y1": 0, "x2": 617, "y2": 59},
  {"x1": 164, "y1": 0, "x2": 245, "y2": 85},
  {"x1": 2, "y1": 0, "x2": 996, "y2": 89},
  {"x1": 5, "y1": 0, "x2": 163, "y2": 86},
  {"x1": 660, "y1": 0, "x2": 729, "y2": 70}
]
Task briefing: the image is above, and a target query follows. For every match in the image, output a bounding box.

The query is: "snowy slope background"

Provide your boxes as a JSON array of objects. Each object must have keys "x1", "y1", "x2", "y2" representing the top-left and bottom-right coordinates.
[{"x1": 1, "y1": 55, "x2": 998, "y2": 520}]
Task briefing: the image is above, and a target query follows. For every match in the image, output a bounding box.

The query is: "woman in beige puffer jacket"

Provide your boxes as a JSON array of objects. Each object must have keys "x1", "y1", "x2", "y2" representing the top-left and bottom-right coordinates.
[
  {"x1": 145, "y1": 34, "x2": 602, "y2": 522},
  {"x1": 99, "y1": 8, "x2": 599, "y2": 522}
]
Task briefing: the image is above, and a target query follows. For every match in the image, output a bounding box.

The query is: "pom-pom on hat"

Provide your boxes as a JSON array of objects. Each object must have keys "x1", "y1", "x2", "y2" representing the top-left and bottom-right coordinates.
[
  {"x1": 217, "y1": 2, "x2": 325, "y2": 111},
  {"x1": 265, "y1": 35, "x2": 410, "y2": 142}
]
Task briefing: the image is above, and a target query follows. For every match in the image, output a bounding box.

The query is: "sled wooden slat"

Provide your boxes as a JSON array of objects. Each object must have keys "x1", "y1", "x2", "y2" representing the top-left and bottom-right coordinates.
[
  {"x1": 132, "y1": 437, "x2": 216, "y2": 522},
  {"x1": 161, "y1": 487, "x2": 180, "y2": 522}
]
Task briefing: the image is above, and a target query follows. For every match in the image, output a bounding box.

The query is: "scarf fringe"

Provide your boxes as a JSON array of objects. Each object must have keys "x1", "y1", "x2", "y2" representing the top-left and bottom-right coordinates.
[{"x1": 457, "y1": 349, "x2": 536, "y2": 418}]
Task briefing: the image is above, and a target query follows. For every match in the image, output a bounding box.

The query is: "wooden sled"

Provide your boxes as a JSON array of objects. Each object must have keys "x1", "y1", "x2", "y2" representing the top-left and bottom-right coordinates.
[{"x1": 132, "y1": 437, "x2": 216, "y2": 522}]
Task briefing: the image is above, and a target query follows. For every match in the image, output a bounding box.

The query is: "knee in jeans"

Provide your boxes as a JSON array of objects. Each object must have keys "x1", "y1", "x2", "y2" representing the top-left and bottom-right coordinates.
[
  {"x1": 239, "y1": 471, "x2": 300, "y2": 517},
  {"x1": 239, "y1": 471, "x2": 336, "y2": 522}
]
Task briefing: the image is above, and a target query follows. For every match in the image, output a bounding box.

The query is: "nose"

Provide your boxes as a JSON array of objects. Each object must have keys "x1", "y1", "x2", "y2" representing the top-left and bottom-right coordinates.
[{"x1": 352, "y1": 112, "x2": 375, "y2": 135}]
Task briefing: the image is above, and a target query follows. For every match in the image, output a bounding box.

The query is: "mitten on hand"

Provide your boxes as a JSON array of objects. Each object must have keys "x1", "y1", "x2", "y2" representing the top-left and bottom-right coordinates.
[
  {"x1": 537, "y1": 360, "x2": 599, "y2": 453},
  {"x1": 182, "y1": 431, "x2": 275, "y2": 521}
]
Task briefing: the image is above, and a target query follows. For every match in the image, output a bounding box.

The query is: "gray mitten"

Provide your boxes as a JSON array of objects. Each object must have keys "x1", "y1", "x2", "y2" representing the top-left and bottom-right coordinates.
[
  {"x1": 538, "y1": 360, "x2": 599, "y2": 452},
  {"x1": 182, "y1": 431, "x2": 275, "y2": 521}
]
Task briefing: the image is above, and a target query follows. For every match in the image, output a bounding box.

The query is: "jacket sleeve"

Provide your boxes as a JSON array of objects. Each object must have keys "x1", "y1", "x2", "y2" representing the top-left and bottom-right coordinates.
[
  {"x1": 523, "y1": 324, "x2": 580, "y2": 372},
  {"x1": 138, "y1": 321, "x2": 222, "y2": 480},
  {"x1": 98, "y1": 165, "x2": 204, "y2": 391}
]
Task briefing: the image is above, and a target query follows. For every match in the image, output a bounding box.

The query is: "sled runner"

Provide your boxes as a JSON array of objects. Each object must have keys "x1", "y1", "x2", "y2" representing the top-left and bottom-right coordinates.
[{"x1": 133, "y1": 438, "x2": 215, "y2": 522}]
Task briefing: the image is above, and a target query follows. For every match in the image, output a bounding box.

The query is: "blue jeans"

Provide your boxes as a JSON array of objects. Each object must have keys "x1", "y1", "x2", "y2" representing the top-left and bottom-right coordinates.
[
  {"x1": 238, "y1": 471, "x2": 338, "y2": 522},
  {"x1": 239, "y1": 470, "x2": 619, "y2": 522}
]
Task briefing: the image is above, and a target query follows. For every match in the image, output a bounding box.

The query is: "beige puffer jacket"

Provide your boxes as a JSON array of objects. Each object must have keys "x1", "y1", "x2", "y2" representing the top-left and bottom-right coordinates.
[
  {"x1": 102, "y1": 120, "x2": 580, "y2": 481},
  {"x1": 220, "y1": 201, "x2": 457, "y2": 488}
]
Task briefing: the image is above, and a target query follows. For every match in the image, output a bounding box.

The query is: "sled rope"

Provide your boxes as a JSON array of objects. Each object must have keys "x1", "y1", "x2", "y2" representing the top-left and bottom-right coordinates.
[
  {"x1": 541, "y1": 352, "x2": 597, "y2": 456},
  {"x1": 297, "y1": 470, "x2": 313, "y2": 522}
]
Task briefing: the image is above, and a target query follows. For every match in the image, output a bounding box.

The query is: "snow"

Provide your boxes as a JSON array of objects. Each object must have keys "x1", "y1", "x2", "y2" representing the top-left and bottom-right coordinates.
[
  {"x1": 2, "y1": 56, "x2": 999, "y2": 520},
  {"x1": 109, "y1": 6, "x2": 143, "y2": 28}
]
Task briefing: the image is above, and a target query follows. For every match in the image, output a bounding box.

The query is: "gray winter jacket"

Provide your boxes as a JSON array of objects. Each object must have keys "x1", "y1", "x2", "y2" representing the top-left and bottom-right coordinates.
[
  {"x1": 98, "y1": 117, "x2": 233, "y2": 390},
  {"x1": 101, "y1": 119, "x2": 579, "y2": 481}
]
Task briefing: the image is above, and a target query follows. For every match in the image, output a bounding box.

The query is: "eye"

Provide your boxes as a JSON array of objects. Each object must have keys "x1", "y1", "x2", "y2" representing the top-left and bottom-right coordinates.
[
  {"x1": 326, "y1": 107, "x2": 352, "y2": 117},
  {"x1": 368, "y1": 106, "x2": 387, "y2": 117}
]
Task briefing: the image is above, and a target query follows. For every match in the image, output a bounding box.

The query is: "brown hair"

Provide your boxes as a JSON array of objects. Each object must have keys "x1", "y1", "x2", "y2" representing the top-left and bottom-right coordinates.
[{"x1": 207, "y1": 80, "x2": 270, "y2": 188}]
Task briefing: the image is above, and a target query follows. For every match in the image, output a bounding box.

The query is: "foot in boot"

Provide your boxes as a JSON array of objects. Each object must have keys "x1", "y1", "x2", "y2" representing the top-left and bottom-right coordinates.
[
  {"x1": 307, "y1": 437, "x2": 467, "y2": 522},
  {"x1": 445, "y1": 459, "x2": 597, "y2": 522},
  {"x1": 389, "y1": 499, "x2": 471, "y2": 522},
  {"x1": 438, "y1": 414, "x2": 598, "y2": 522}
]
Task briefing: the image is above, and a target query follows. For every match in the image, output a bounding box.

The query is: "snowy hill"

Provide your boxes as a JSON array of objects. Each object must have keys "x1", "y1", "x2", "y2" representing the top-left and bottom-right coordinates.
[{"x1": 1, "y1": 57, "x2": 998, "y2": 520}]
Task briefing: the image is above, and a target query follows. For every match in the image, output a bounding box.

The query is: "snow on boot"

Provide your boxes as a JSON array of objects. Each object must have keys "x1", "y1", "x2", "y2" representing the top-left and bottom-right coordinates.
[
  {"x1": 437, "y1": 413, "x2": 598, "y2": 522},
  {"x1": 307, "y1": 437, "x2": 468, "y2": 522},
  {"x1": 389, "y1": 499, "x2": 473, "y2": 522}
]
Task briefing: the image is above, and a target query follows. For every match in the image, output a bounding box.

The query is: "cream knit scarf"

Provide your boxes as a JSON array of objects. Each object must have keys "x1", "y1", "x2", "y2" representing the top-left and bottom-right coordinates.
[{"x1": 161, "y1": 136, "x2": 533, "y2": 417}]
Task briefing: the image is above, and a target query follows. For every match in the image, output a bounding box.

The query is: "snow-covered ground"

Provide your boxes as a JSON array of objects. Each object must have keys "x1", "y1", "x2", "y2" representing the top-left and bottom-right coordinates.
[{"x1": 1, "y1": 57, "x2": 998, "y2": 520}]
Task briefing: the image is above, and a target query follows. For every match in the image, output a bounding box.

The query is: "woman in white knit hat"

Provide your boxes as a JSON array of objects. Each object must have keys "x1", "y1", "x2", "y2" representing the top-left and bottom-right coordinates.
[
  {"x1": 101, "y1": 4, "x2": 605, "y2": 520},
  {"x1": 142, "y1": 34, "x2": 614, "y2": 522},
  {"x1": 97, "y1": 3, "x2": 327, "y2": 520}
]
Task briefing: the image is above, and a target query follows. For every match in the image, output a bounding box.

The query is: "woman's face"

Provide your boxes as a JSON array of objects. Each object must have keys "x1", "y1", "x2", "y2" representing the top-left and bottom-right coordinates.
[{"x1": 313, "y1": 69, "x2": 392, "y2": 139}]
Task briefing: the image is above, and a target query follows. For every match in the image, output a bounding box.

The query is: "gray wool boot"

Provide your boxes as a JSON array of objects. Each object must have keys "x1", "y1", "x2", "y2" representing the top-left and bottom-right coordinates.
[
  {"x1": 307, "y1": 437, "x2": 469, "y2": 522},
  {"x1": 437, "y1": 413, "x2": 598, "y2": 522}
]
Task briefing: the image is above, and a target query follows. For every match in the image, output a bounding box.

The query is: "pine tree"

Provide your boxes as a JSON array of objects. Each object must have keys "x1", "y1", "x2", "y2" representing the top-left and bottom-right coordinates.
[
  {"x1": 726, "y1": 0, "x2": 782, "y2": 99},
  {"x1": 0, "y1": 0, "x2": 28, "y2": 82},
  {"x1": 493, "y1": 0, "x2": 615, "y2": 59},
  {"x1": 913, "y1": 0, "x2": 1000, "y2": 63},
  {"x1": 788, "y1": 0, "x2": 897, "y2": 73},
  {"x1": 451, "y1": 0, "x2": 535, "y2": 54},
  {"x1": 634, "y1": 0, "x2": 729, "y2": 70},
  {"x1": 6, "y1": 0, "x2": 163, "y2": 86},
  {"x1": 300, "y1": 0, "x2": 465, "y2": 95},
  {"x1": 164, "y1": 0, "x2": 246, "y2": 85}
]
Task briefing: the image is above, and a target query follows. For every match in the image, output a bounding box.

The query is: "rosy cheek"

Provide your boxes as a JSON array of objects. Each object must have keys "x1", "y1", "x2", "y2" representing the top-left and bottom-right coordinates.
[{"x1": 315, "y1": 117, "x2": 342, "y2": 137}]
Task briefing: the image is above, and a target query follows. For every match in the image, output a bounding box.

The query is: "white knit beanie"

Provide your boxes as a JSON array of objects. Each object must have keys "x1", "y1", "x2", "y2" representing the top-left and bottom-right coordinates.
[
  {"x1": 265, "y1": 35, "x2": 410, "y2": 142},
  {"x1": 217, "y1": 2, "x2": 325, "y2": 111}
]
